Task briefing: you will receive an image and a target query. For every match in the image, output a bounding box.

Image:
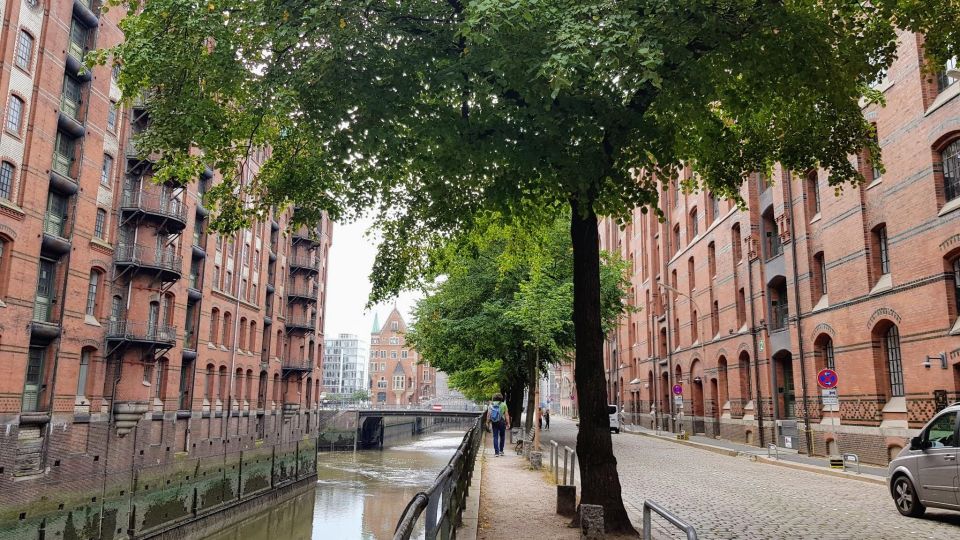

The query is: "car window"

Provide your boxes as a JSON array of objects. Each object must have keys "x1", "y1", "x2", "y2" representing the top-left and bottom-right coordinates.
[{"x1": 925, "y1": 412, "x2": 957, "y2": 448}]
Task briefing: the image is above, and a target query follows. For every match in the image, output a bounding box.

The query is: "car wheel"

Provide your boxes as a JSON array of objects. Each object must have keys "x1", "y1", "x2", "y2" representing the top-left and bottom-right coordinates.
[{"x1": 892, "y1": 475, "x2": 926, "y2": 518}]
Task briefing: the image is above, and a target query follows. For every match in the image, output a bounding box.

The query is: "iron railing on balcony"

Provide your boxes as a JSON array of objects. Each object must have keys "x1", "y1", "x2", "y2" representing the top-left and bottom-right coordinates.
[
  {"x1": 105, "y1": 320, "x2": 177, "y2": 345},
  {"x1": 281, "y1": 357, "x2": 314, "y2": 371},
  {"x1": 770, "y1": 302, "x2": 790, "y2": 332},
  {"x1": 42, "y1": 214, "x2": 67, "y2": 238},
  {"x1": 114, "y1": 244, "x2": 183, "y2": 275},
  {"x1": 287, "y1": 284, "x2": 319, "y2": 301},
  {"x1": 288, "y1": 254, "x2": 319, "y2": 270},
  {"x1": 120, "y1": 190, "x2": 187, "y2": 223},
  {"x1": 60, "y1": 91, "x2": 82, "y2": 122},
  {"x1": 285, "y1": 315, "x2": 316, "y2": 331},
  {"x1": 32, "y1": 300, "x2": 55, "y2": 323},
  {"x1": 52, "y1": 152, "x2": 73, "y2": 178}
]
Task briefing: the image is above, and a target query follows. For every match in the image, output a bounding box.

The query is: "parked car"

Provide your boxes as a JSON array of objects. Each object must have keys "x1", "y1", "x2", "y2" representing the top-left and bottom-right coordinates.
[
  {"x1": 888, "y1": 403, "x2": 960, "y2": 517},
  {"x1": 609, "y1": 404, "x2": 621, "y2": 434}
]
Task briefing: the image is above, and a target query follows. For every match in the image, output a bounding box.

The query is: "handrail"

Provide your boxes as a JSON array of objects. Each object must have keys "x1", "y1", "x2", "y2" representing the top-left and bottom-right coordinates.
[
  {"x1": 642, "y1": 499, "x2": 698, "y2": 540},
  {"x1": 393, "y1": 412, "x2": 485, "y2": 539}
]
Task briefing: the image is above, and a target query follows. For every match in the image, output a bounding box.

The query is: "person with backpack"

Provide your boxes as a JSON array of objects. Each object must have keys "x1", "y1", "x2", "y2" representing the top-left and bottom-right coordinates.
[{"x1": 487, "y1": 393, "x2": 511, "y2": 456}]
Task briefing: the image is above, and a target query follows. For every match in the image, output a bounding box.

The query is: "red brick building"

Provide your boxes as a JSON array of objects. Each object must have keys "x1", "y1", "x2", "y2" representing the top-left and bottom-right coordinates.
[
  {"x1": 0, "y1": 2, "x2": 332, "y2": 537},
  {"x1": 600, "y1": 31, "x2": 960, "y2": 465},
  {"x1": 369, "y1": 307, "x2": 436, "y2": 406}
]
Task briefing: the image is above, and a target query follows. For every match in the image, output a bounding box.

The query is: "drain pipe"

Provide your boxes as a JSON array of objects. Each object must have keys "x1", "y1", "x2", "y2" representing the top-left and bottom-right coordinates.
[
  {"x1": 783, "y1": 173, "x2": 814, "y2": 454},
  {"x1": 98, "y1": 360, "x2": 123, "y2": 539}
]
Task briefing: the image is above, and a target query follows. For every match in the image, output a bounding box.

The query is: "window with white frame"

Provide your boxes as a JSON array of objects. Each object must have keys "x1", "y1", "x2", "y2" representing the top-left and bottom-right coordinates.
[
  {"x1": 14, "y1": 31, "x2": 34, "y2": 71},
  {"x1": 393, "y1": 375, "x2": 404, "y2": 389}
]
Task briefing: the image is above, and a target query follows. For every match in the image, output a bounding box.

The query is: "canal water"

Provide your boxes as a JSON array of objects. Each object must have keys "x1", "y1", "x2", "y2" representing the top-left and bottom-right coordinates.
[{"x1": 201, "y1": 428, "x2": 467, "y2": 540}]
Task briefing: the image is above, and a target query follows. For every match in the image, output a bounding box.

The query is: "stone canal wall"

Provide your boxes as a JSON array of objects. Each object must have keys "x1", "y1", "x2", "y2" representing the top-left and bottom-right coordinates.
[{"x1": 0, "y1": 408, "x2": 323, "y2": 540}]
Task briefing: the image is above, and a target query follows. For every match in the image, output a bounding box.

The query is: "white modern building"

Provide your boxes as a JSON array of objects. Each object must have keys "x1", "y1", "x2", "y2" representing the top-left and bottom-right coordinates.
[{"x1": 322, "y1": 334, "x2": 370, "y2": 396}]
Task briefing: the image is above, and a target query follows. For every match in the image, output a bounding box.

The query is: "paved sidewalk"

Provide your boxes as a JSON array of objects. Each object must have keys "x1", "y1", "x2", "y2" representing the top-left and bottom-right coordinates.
[{"x1": 477, "y1": 426, "x2": 579, "y2": 540}]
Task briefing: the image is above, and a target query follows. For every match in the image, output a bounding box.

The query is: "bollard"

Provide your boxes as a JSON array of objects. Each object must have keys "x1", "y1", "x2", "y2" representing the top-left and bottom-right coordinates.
[
  {"x1": 556, "y1": 485, "x2": 577, "y2": 516},
  {"x1": 580, "y1": 504, "x2": 605, "y2": 539},
  {"x1": 550, "y1": 440, "x2": 559, "y2": 484},
  {"x1": 529, "y1": 450, "x2": 543, "y2": 470}
]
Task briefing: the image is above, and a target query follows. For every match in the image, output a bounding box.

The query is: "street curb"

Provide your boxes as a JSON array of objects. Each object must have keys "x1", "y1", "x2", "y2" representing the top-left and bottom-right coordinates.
[
  {"x1": 626, "y1": 428, "x2": 739, "y2": 457},
  {"x1": 754, "y1": 456, "x2": 886, "y2": 486},
  {"x1": 624, "y1": 428, "x2": 887, "y2": 486}
]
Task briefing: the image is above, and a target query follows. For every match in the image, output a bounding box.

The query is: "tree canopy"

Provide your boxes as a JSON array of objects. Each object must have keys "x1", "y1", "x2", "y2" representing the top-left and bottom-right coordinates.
[
  {"x1": 105, "y1": 0, "x2": 960, "y2": 531},
  {"x1": 406, "y1": 212, "x2": 630, "y2": 401}
]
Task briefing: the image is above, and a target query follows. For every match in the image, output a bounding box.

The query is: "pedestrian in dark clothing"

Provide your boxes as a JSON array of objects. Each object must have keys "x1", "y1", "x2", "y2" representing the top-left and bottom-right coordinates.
[
  {"x1": 544, "y1": 408, "x2": 551, "y2": 430},
  {"x1": 487, "y1": 393, "x2": 511, "y2": 456}
]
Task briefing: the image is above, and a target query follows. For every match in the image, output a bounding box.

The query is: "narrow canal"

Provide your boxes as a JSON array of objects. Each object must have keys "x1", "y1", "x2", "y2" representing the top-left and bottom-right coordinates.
[{"x1": 200, "y1": 428, "x2": 468, "y2": 540}]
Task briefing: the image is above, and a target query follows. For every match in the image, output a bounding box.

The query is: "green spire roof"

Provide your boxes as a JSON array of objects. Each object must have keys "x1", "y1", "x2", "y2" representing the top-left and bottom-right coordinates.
[{"x1": 371, "y1": 312, "x2": 380, "y2": 334}]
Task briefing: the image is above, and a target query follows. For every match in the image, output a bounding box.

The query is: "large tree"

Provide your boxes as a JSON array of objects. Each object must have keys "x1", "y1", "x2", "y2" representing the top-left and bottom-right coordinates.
[{"x1": 107, "y1": 0, "x2": 958, "y2": 531}]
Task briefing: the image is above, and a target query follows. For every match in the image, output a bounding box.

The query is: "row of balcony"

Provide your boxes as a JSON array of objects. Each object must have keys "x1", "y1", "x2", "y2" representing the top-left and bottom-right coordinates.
[{"x1": 120, "y1": 191, "x2": 188, "y2": 232}]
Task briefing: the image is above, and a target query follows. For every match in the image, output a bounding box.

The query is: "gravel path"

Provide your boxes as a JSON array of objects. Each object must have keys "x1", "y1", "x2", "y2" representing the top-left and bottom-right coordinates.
[{"x1": 477, "y1": 427, "x2": 580, "y2": 540}]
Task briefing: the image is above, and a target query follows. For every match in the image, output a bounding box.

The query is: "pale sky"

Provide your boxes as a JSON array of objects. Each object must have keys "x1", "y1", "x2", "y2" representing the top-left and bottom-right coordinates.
[{"x1": 323, "y1": 216, "x2": 421, "y2": 340}]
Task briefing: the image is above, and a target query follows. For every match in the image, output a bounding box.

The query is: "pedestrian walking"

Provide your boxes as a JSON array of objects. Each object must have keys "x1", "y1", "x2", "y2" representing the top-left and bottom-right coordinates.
[
  {"x1": 487, "y1": 393, "x2": 511, "y2": 456},
  {"x1": 537, "y1": 407, "x2": 543, "y2": 430},
  {"x1": 544, "y1": 408, "x2": 550, "y2": 430}
]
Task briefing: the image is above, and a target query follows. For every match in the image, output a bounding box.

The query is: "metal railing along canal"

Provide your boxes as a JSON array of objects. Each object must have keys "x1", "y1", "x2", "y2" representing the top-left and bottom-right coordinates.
[{"x1": 393, "y1": 413, "x2": 484, "y2": 540}]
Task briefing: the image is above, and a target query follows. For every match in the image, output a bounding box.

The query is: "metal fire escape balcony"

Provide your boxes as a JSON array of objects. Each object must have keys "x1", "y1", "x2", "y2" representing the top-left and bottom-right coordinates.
[
  {"x1": 286, "y1": 284, "x2": 319, "y2": 304},
  {"x1": 281, "y1": 357, "x2": 314, "y2": 374},
  {"x1": 119, "y1": 191, "x2": 188, "y2": 234},
  {"x1": 114, "y1": 244, "x2": 183, "y2": 283},
  {"x1": 105, "y1": 320, "x2": 177, "y2": 357},
  {"x1": 288, "y1": 254, "x2": 320, "y2": 274},
  {"x1": 284, "y1": 315, "x2": 316, "y2": 334}
]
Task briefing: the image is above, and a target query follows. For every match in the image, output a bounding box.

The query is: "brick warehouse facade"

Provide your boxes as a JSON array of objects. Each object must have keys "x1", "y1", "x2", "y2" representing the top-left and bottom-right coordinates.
[
  {"x1": 369, "y1": 308, "x2": 437, "y2": 406},
  {"x1": 600, "y1": 30, "x2": 960, "y2": 466},
  {"x1": 0, "y1": 1, "x2": 332, "y2": 538}
]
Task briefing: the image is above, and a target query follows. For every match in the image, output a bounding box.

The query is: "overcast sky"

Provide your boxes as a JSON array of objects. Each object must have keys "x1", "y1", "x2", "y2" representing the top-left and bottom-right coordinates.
[{"x1": 323, "y1": 216, "x2": 421, "y2": 341}]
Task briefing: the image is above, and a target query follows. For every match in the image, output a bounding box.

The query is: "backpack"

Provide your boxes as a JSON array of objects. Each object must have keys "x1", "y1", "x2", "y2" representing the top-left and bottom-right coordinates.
[{"x1": 489, "y1": 402, "x2": 504, "y2": 424}]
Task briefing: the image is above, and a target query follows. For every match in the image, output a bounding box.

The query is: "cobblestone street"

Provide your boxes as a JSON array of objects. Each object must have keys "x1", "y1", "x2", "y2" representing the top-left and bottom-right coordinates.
[{"x1": 542, "y1": 417, "x2": 960, "y2": 539}]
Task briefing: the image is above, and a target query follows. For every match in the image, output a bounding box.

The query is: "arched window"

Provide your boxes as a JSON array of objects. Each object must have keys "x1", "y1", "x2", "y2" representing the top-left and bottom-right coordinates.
[
  {"x1": 276, "y1": 330, "x2": 283, "y2": 356},
  {"x1": 688, "y1": 207, "x2": 698, "y2": 238},
  {"x1": 0, "y1": 161, "x2": 15, "y2": 200},
  {"x1": 731, "y1": 223, "x2": 742, "y2": 262},
  {"x1": 884, "y1": 325, "x2": 904, "y2": 397},
  {"x1": 14, "y1": 30, "x2": 34, "y2": 71},
  {"x1": 235, "y1": 367, "x2": 244, "y2": 400},
  {"x1": 942, "y1": 139, "x2": 960, "y2": 204},
  {"x1": 717, "y1": 357, "x2": 729, "y2": 406},
  {"x1": 218, "y1": 365, "x2": 228, "y2": 400},
  {"x1": 222, "y1": 311, "x2": 232, "y2": 347},
  {"x1": 249, "y1": 321, "x2": 257, "y2": 351},
  {"x1": 272, "y1": 373, "x2": 281, "y2": 401},
  {"x1": 205, "y1": 364, "x2": 215, "y2": 399},
  {"x1": 5, "y1": 95, "x2": 24, "y2": 135},
  {"x1": 738, "y1": 352, "x2": 752, "y2": 402},
  {"x1": 238, "y1": 317, "x2": 247, "y2": 350},
  {"x1": 0, "y1": 236, "x2": 11, "y2": 298},
  {"x1": 806, "y1": 170, "x2": 821, "y2": 217},
  {"x1": 209, "y1": 308, "x2": 220, "y2": 344},
  {"x1": 951, "y1": 255, "x2": 960, "y2": 321},
  {"x1": 85, "y1": 269, "x2": 102, "y2": 317},
  {"x1": 672, "y1": 223, "x2": 681, "y2": 254},
  {"x1": 94, "y1": 208, "x2": 107, "y2": 239},
  {"x1": 690, "y1": 309, "x2": 699, "y2": 344},
  {"x1": 246, "y1": 369, "x2": 253, "y2": 401},
  {"x1": 871, "y1": 224, "x2": 890, "y2": 278},
  {"x1": 687, "y1": 257, "x2": 695, "y2": 290},
  {"x1": 77, "y1": 347, "x2": 94, "y2": 399}
]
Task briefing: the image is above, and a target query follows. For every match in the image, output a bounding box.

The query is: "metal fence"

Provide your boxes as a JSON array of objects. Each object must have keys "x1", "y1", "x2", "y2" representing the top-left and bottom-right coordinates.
[{"x1": 393, "y1": 413, "x2": 485, "y2": 540}]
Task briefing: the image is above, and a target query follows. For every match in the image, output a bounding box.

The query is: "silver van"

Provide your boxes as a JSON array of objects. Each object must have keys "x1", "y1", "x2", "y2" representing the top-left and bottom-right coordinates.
[
  {"x1": 888, "y1": 403, "x2": 960, "y2": 517},
  {"x1": 609, "y1": 404, "x2": 621, "y2": 434}
]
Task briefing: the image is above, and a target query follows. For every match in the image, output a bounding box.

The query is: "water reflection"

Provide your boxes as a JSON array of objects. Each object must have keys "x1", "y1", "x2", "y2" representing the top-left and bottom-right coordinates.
[{"x1": 202, "y1": 429, "x2": 465, "y2": 540}]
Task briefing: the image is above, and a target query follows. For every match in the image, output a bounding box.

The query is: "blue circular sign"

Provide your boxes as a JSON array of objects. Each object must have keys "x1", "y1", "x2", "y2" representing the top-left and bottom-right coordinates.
[{"x1": 817, "y1": 369, "x2": 838, "y2": 389}]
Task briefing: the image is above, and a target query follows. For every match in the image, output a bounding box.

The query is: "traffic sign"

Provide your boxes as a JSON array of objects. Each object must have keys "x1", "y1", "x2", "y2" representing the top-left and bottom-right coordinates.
[
  {"x1": 672, "y1": 384, "x2": 683, "y2": 395},
  {"x1": 821, "y1": 388, "x2": 839, "y2": 407},
  {"x1": 673, "y1": 395, "x2": 683, "y2": 409},
  {"x1": 817, "y1": 368, "x2": 839, "y2": 389},
  {"x1": 432, "y1": 404, "x2": 442, "y2": 411}
]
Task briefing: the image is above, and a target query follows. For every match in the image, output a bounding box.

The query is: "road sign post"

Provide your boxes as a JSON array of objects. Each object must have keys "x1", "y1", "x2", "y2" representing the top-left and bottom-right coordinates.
[{"x1": 817, "y1": 369, "x2": 841, "y2": 457}]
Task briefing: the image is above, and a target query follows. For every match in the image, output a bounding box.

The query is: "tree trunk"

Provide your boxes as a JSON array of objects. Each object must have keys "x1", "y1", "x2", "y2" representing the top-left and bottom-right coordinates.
[
  {"x1": 569, "y1": 198, "x2": 636, "y2": 534},
  {"x1": 525, "y1": 350, "x2": 536, "y2": 434},
  {"x1": 505, "y1": 376, "x2": 524, "y2": 432}
]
